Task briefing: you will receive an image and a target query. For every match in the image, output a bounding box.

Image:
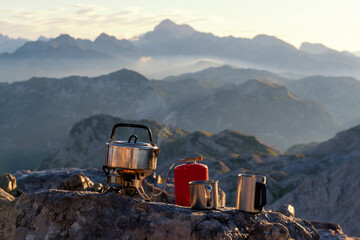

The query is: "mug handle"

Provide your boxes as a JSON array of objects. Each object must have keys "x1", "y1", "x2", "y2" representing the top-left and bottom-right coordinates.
[
  {"x1": 254, "y1": 182, "x2": 267, "y2": 211},
  {"x1": 205, "y1": 184, "x2": 214, "y2": 209}
]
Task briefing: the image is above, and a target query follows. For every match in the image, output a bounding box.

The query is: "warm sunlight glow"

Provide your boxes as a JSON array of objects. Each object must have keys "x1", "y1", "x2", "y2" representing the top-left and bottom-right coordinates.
[{"x1": 1, "y1": 0, "x2": 360, "y2": 51}]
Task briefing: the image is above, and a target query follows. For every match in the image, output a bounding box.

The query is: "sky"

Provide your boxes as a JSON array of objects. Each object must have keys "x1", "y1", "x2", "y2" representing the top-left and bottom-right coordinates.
[{"x1": 0, "y1": 0, "x2": 359, "y2": 52}]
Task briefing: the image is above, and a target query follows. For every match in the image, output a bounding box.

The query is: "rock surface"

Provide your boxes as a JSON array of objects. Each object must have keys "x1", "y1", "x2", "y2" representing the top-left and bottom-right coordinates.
[
  {"x1": 13, "y1": 168, "x2": 105, "y2": 194},
  {"x1": 274, "y1": 204, "x2": 295, "y2": 219},
  {"x1": 268, "y1": 125, "x2": 360, "y2": 236},
  {"x1": 1, "y1": 190, "x2": 321, "y2": 240},
  {"x1": 57, "y1": 173, "x2": 94, "y2": 191},
  {"x1": 1, "y1": 169, "x2": 358, "y2": 239},
  {"x1": 0, "y1": 187, "x2": 14, "y2": 201},
  {"x1": 0, "y1": 173, "x2": 17, "y2": 193},
  {"x1": 310, "y1": 222, "x2": 347, "y2": 240},
  {"x1": 269, "y1": 157, "x2": 360, "y2": 237}
]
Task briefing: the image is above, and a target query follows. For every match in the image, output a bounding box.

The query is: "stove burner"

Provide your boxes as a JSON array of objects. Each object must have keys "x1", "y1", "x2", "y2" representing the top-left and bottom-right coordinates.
[{"x1": 102, "y1": 165, "x2": 151, "y2": 200}]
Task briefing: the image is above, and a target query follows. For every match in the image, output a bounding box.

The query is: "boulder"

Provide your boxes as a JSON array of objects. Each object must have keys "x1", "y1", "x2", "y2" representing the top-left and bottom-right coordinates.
[
  {"x1": 0, "y1": 173, "x2": 17, "y2": 193},
  {"x1": 57, "y1": 173, "x2": 94, "y2": 191},
  {"x1": 311, "y1": 221, "x2": 360, "y2": 240},
  {"x1": 274, "y1": 204, "x2": 295, "y2": 218},
  {"x1": 0, "y1": 187, "x2": 15, "y2": 201},
  {"x1": 13, "y1": 168, "x2": 105, "y2": 193},
  {"x1": 0, "y1": 188, "x2": 16, "y2": 239}
]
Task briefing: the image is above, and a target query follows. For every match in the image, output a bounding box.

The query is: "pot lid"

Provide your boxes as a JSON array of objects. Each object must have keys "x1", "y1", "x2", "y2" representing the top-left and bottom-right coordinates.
[{"x1": 107, "y1": 140, "x2": 158, "y2": 149}]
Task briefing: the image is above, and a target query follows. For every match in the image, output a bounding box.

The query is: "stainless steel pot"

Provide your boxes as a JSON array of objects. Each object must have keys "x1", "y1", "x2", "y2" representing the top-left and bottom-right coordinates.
[{"x1": 105, "y1": 123, "x2": 160, "y2": 170}]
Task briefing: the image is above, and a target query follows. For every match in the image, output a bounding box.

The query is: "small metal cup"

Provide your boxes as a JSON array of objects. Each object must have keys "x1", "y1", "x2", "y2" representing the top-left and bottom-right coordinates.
[
  {"x1": 236, "y1": 174, "x2": 267, "y2": 213},
  {"x1": 189, "y1": 180, "x2": 219, "y2": 210}
]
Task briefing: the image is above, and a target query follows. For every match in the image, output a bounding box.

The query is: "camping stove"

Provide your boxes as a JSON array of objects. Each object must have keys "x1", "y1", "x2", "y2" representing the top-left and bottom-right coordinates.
[
  {"x1": 102, "y1": 166, "x2": 152, "y2": 200},
  {"x1": 102, "y1": 123, "x2": 160, "y2": 201}
]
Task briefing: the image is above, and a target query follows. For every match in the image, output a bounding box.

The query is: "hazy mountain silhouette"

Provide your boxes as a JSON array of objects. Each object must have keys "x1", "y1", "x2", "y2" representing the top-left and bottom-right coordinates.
[
  {"x1": 299, "y1": 42, "x2": 335, "y2": 54},
  {"x1": 163, "y1": 65, "x2": 291, "y2": 86},
  {"x1": 11, "y1": 34, "x2": 109, "y2": 59},
  {"x1": 134, "y1": 19, "x2": 360, "y2": 76},
  {"x1": 174, "y1": 79, "x2": 338, "y2": 149},
  {"x1": 37, "y1": 114, "x2": 281, "y2": 171},
  {"x1": 2, "y1": 19, "x2": 360, "y2": 82},
  {"x1": 0, "y1": 69, "x2": 166, "y2": 173},
  {"x1": 141, "y1": 19, "x2": 196, "y2": 41},
  {"x1": 0, "y1": 67, "x2": 341, "y2": 173},
  {"x1": 0, "y1": 34, "x2": 29, "y2": 54},
  {"x1": 286, "y1": 75, "x2": 360, "y2": 127}
]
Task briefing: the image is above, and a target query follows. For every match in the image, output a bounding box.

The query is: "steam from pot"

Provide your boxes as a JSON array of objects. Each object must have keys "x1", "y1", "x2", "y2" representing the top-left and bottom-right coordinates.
[{"x1": 157, "y1": 111, "x2": 178, "y2": 147}]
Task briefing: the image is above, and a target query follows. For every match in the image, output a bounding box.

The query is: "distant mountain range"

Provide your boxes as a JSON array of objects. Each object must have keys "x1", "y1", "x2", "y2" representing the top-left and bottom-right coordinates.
[
  {"x1": 9, "y1": 33, "x2": 135, "y2": 59},
  {"x1": 0, "y1": 34, "x2": 28, "y2": 54},
  {"x1": 173, "y1": 78, "x2": 337, "y2": 149},
  {"x1": 286, "y1": 75, "x2": 360, "y2": 127},
  {"x1": 162, "y1": 65, "x2": 291, "y2": 86},
  {"x1": 0, "y1": 69, "x2": 166, "y2": 172},
  {"x1": 299, "y1": 42, "x2": 336, "y2": 55},
  {"x1": 2, "y1": 65, "x2": 360, "y2": 173},
  {"x1": 2, "y1": 19, "x2": 360, "y2": 82},
  {"x1": 38, "y1": 114, "x2": 281, "y2": 171}
]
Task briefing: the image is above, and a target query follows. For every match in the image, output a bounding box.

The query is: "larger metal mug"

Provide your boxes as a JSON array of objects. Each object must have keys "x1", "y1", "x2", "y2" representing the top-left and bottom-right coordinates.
[
  {"x1": 189, "y1": 180, "x2": 219, "y2": 210},
  {"x1": 236, "y1": 174, "x2": 267, "y2": 213}
]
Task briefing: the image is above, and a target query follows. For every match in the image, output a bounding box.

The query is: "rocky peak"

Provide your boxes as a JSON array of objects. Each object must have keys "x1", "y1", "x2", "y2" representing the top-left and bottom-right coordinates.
[
  {"x1": 95, "y1": 33, "x2": 118, "y2": 43},
  {"x1": 106, "y1": 68, "x2": 148, "y2": 82},
  {"x1": 237, "y1": 79, "x2": 293, "y2": 99},
  {"x1": 37, "y1": 36, "x2": 50, "y2": 41},
  {"x1": 299, "y1": 42, "x2": 334, "y2": 54},
  {"x1": 143, "y1": 19, "x2": 196, "y2": 41},
  {"x1": 51, "y1": 34, "x2": 77, "y2": 45},
  {"x1": 240, "y1": 78, "x2": 278, "y2": 89},
  {"x1": 304, "y1": 124, "x2": 360, "y2": 157},
  {"x1": 0, "y1": 33, "x2": 10, "y2": 42},
  {"x1": 155, "y1": 19, "x2": 195, "y2": 33},
  {"x1": 214, "y1": 129, "x2": 282, "y2": 156},
  {"x1": 155, "y1": 19, "x2": 177, "y2": 28},
  {"x1": 252, "y1": 34, "x2": 297, "y2": 50}
]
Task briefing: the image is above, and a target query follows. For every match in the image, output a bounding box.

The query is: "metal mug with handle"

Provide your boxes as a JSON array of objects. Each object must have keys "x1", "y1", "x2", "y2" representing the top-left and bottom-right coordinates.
[
  {"x1": 236, "y1": 174, "x2": 267, "y2": 213},
  {"x1": 189, "y1": 180, "x2": 219, "y2": 210}
]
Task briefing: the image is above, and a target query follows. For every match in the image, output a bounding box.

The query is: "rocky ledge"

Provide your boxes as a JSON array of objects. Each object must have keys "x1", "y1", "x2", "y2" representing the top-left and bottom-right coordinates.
[
  {"x1": 0, "y1": 169, "x2": 358, "y2": 240},
  {"x1": 1, "y1": 189, "x2": 319, "y2": 240}
]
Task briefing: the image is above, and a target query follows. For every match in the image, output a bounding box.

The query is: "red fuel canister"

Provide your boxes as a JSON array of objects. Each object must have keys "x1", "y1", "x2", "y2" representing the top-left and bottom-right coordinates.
[{"x1": 174, "y1": 157, "x2": 209, "y2": 206}]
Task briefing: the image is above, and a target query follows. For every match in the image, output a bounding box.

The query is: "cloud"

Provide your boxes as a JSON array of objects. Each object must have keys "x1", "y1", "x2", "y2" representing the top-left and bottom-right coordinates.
[
  {"x1": 70, "y1": 4, "x2": 106, "y2": 15},
  {"x1": 0, "y1": 4, "x2": 222, "y2": 40},
  {"x1": 138, "y1": 56, "x2": 152, "y2": 63}
]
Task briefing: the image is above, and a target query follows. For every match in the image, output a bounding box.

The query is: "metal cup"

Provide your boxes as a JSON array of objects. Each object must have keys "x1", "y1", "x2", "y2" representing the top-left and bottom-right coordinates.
[
  {"x1": 189, "y1": 180, "x2": 219, "y2": 210},
  {"x1": 236, "y1": 174, "x2": 267, "y2": 213}
]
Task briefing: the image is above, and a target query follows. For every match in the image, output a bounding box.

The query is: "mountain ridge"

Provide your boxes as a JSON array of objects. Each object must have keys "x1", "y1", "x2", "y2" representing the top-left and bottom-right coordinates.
[
  {"x1": 2, "y1": 19, "x2": 360, "y2": 82},
  {"x1": 0, "y1": 69, "x2": 166, "y2": 173},
  {"x1": 174, "y1": 77, "x2": 337, "y2": 150},
  {"x1": 286, "y1": 75, "x2": 360, "y2": 127}
]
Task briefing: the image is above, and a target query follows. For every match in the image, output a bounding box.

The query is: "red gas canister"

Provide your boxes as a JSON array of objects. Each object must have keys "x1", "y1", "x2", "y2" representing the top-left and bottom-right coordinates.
[{"x1": 174, "y1": 158, "x2": 209, "y2": 206}]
